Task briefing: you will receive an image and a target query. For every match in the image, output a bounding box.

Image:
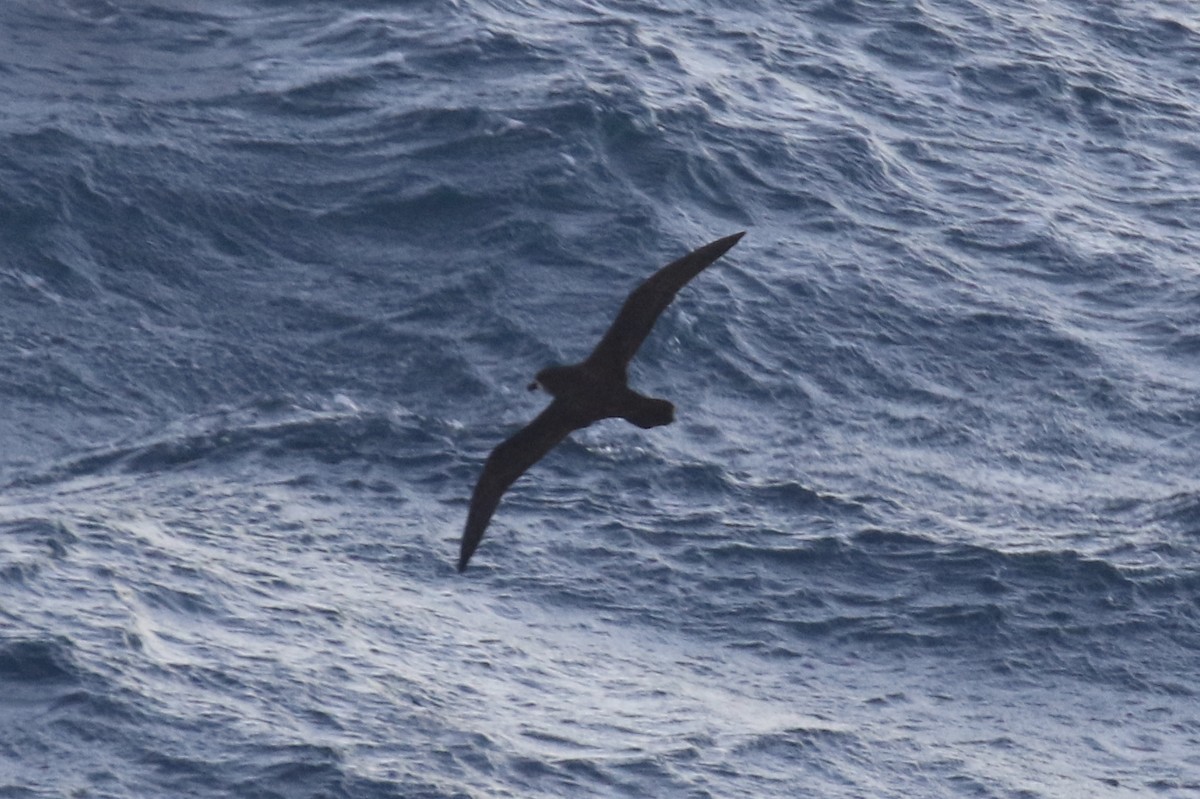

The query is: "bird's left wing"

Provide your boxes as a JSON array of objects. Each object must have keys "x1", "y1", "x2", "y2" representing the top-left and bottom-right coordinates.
[
  {"x1": 584, "y1": 231, "x2": 745, "y2": 379},
  {"x1": 458, "y1": 400, "x2": 579, "y2": 572}
]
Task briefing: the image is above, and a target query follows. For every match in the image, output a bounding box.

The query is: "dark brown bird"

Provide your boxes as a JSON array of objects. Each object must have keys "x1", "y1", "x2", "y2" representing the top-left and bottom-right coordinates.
[{"x1": 458, "y1": 231, "x2": 746, "y2": 572}]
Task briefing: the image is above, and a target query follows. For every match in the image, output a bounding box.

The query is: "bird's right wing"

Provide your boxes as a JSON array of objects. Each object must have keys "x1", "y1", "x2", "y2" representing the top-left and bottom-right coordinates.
[
  {"x1": 458, "y1": 400, "x2": 579, "y2": 572},
  {"x1": 584, "y1": 231, "x2": 745, "y2": 379}
]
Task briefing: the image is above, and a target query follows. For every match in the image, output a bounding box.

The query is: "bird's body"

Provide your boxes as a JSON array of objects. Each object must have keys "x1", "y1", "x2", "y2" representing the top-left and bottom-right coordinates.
[
  {"x1": 458, "y1": 231, "x2": 746, "y2": 572},
  {"x1": 532, "y1": 364, "x2": 675, "y2": 429}
]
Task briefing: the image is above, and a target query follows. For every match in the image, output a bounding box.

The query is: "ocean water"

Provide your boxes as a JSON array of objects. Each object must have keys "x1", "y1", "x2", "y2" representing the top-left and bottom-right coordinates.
[{"x1": 2, "y1": 0, "x2": 1199, "y2": 796}]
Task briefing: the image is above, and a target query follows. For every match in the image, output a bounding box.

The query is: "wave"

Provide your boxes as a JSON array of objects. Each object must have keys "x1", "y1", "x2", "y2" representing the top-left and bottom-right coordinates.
[
  {"x1": 481, "y1": 523, "x2": 1199, "y2": 691},
  {"x1": 3, "y1": 400, "x2": 460, "y2": 490}
]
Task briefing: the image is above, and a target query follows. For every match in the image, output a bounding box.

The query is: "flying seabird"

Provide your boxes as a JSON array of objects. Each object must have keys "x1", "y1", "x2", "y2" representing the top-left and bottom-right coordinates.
[{"x1": 458, "y1": 231, "x2": 746, "y2": 572}]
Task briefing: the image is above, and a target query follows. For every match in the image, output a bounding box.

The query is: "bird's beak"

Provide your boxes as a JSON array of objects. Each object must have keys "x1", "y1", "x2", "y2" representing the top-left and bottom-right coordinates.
[{"x1": 527, "y1": 381, "x2": 539, "y2": 392}]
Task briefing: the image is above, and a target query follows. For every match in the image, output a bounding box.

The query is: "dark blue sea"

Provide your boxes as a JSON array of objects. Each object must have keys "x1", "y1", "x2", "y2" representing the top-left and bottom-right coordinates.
[{"x1": 2, "y1": 1, "x2": 1199, "y2": 796}]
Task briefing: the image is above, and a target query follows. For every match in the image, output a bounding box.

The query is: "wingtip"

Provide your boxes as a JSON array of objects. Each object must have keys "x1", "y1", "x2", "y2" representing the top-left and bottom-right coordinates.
[{"x1": 702, "y1": 231, "x2": 746, "y2": 260}]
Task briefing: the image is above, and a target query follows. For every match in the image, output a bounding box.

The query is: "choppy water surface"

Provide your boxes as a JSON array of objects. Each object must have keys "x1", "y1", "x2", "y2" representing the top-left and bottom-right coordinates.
[{"x1": 2, "y1": 1, "x2": 1199, "y2": 796}]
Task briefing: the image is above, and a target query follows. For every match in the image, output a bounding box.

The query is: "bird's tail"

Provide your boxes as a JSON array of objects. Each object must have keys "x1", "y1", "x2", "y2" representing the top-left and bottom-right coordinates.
[{"x1": 623, "y1": 396, "x2": 675, "y2": 429}]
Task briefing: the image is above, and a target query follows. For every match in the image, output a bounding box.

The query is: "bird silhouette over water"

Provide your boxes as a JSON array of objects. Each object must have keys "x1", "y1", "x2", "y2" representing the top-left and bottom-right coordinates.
[{"x1": 458, "y1": 231, "x2": 746, "y2": 572}]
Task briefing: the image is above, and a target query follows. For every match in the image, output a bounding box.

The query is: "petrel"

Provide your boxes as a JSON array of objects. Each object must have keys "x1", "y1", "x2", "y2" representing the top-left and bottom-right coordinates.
[{"x1": 458, "y1": 231, "x2": 746, "y2": 572}]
